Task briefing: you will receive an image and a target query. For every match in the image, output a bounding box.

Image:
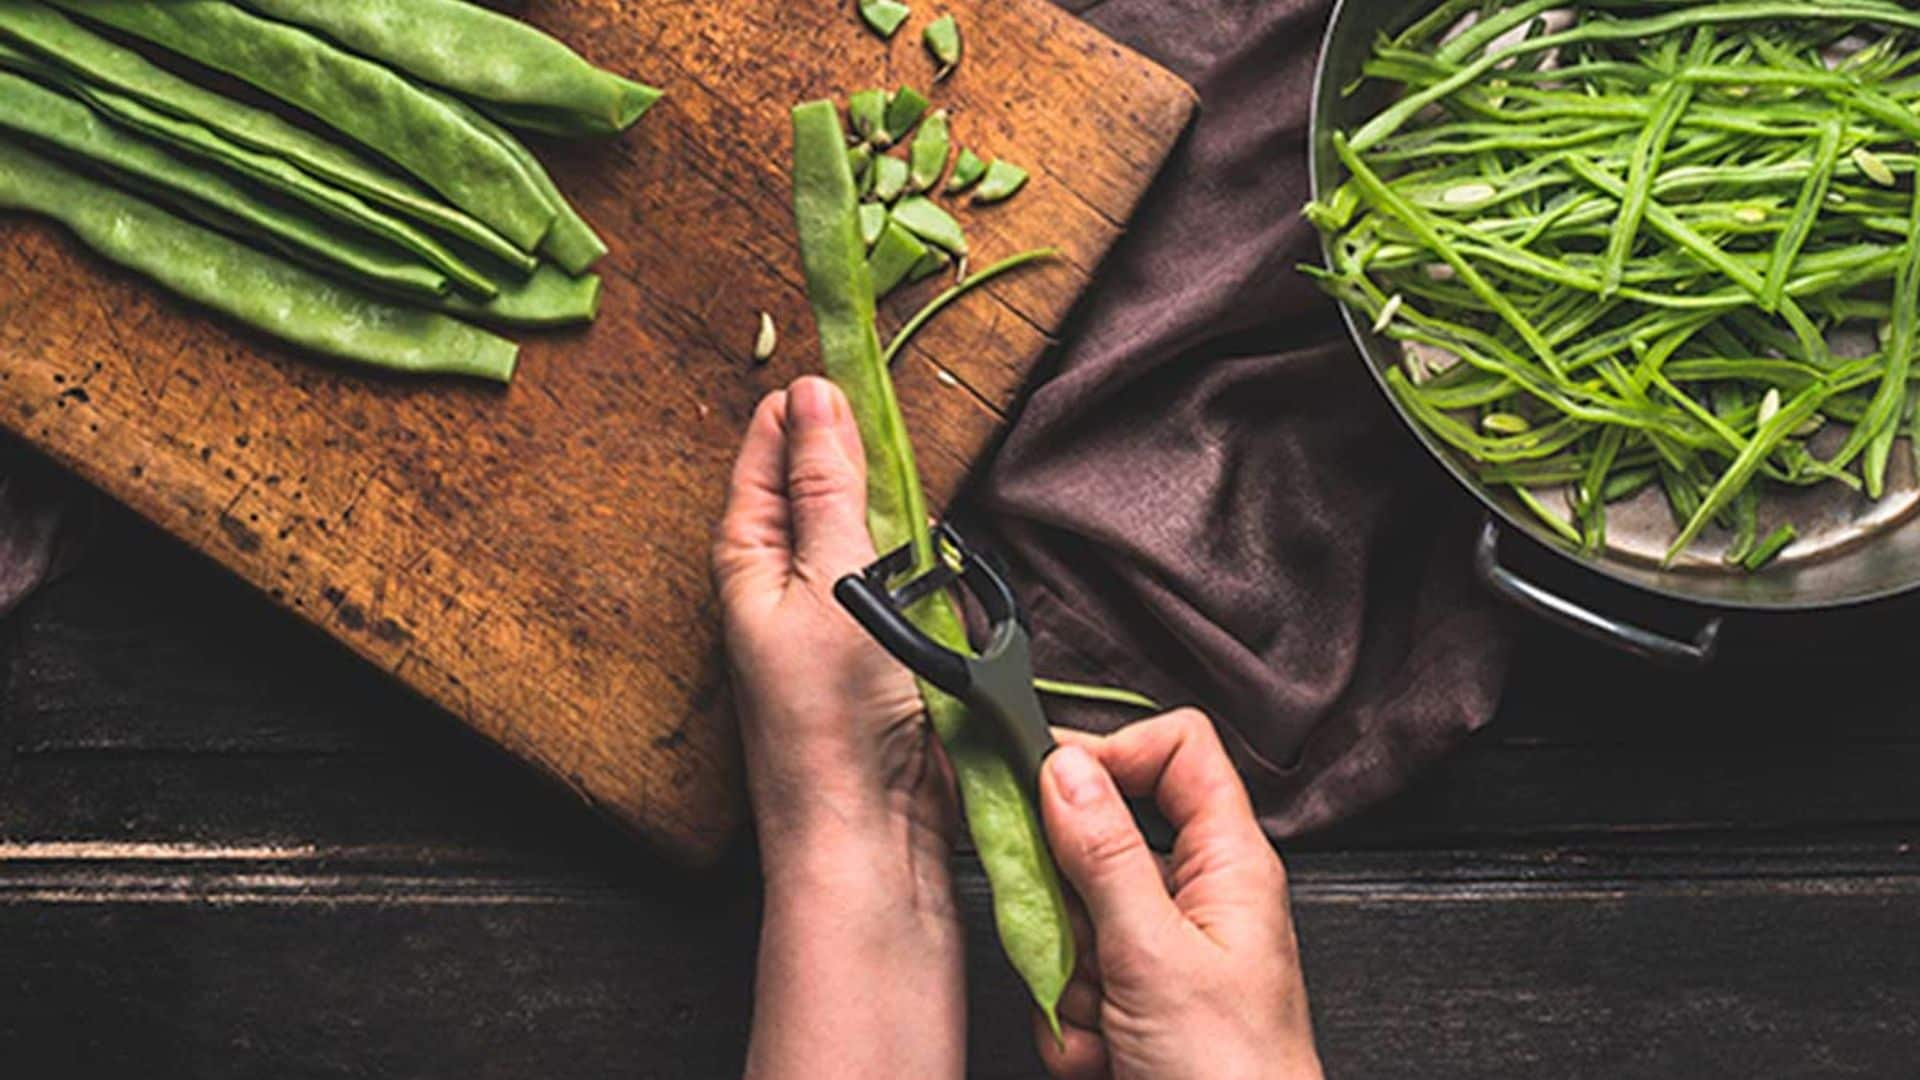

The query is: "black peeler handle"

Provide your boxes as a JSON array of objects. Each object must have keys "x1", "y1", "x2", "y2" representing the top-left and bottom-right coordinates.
[{"x1": 833, "y1": 573, "x2": 972, "y2": 697}]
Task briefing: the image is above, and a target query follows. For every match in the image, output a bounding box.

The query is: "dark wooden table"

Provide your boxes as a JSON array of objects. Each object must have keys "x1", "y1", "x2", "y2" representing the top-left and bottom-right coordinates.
[{"x1": 4, "y1": 500, "x2": 1918, "y2": 1078}]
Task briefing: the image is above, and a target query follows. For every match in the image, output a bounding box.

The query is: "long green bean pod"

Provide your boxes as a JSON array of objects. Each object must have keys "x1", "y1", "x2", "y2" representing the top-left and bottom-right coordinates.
[
  {"x1": 0, "y1": 66, "x2": 446, "y2": 300},
  {"x1": 228, "y1": 0, "x2": 661, "y2": 138},
  {"x1": 46, "y1": 0, "x2": 557, "y2": 250},
  {"x1": 0, "y1": 2, "x2": 536, "y2": 270},
  {"x1": 0, "y1": 137, "x2": 515, "y2": 381},
  {"x1": 789, "y1": 100, "x2": 1073, "y2": 1035},
  {"x1": 421, "y1": 84, "x2": 609, "y2": 274},
  {"x1": 0, "y1": 49, "x2": 499, "y2": 299}
]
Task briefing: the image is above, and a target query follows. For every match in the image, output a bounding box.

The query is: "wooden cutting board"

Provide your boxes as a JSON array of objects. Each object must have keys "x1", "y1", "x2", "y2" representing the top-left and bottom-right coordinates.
[{"x1": 0, "y1": 0, "x2": 1194, "y2": 863}]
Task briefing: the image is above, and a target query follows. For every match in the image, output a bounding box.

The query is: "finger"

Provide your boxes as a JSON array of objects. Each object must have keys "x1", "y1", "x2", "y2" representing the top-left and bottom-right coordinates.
[
  {"x1": 1085, "y1": 709, "x2": 1271, "y2": 858},
  {"x1": 1033, "y1": 1011, "x2": 1108, "y2": 1080},
  {"x1": 1041, "y1": 744, "x2": 1182, "y2": 953},
  {"x1": 1057, "y1": 976, "x2": 1102, "y2": 1032},
  {"x1": 712, "y1": 391, "x2": 792, "y2": 594},
  {"x1": 782, "y1": 376, "x2": 875, "y2": 579},
  {"x1": 1084, "y1": 710, "x2": 1288, "y2": 939}
]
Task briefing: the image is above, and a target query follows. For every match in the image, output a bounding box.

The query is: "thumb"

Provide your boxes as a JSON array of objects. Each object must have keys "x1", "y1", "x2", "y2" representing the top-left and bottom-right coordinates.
[
  {"x1": 783, "y1": 377, "x2": 873, "y2": 576},
  {"x1": 1041, "y1": 745, "x2": 1180, "y2": 956}
]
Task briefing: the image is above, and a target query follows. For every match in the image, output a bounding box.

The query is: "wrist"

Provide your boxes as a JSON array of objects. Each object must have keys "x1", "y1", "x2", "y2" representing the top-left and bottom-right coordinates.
[{"x1": 760, "y1": 804, "x2": 958, "y2": 920}]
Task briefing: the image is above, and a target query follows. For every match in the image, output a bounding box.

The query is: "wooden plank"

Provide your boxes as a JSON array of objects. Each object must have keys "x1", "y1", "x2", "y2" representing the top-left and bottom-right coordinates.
[
  {"x1": 3, "y1": 849, "x2": 1920, "y2": 1078},
  {"x1": 0, "y1": 1, "x2": 1196, "y2": 863}
]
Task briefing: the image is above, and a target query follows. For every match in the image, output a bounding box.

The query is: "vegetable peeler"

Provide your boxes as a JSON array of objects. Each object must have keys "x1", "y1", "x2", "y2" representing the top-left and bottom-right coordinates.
[{"x1": 833, "y1": 523, "x2": 1056, "y2": 793}]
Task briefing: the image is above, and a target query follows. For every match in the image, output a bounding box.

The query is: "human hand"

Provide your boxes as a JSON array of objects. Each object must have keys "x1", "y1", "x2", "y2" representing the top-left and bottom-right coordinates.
[
  {"x1": 713, "y1": 376, "x2": 953, "y2": 874},
  {"x1": 720, "y1": 377, "x2": 965, "y2": 1080},
  {"x1": 1034, "y1": 710, "x2": 1321, "y2": 1080}
]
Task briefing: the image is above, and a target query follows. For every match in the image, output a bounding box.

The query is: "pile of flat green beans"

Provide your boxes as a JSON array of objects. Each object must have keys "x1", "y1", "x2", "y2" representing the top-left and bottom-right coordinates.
[
  {"x1": 1309, "y1": 0, "x2": 1920, "y2": 569},
  {"x1": 0, "y1": 0, "x2": 662, "y2": 382}
]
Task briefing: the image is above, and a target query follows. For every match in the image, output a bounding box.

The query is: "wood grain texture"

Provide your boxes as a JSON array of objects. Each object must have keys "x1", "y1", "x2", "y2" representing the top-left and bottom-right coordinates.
[
  {"x1": 11, "y1": 514, "x2": 1920, "y2": 1076},
  {"x1": 0, "y1": 0, "x2": 1197, "y2": 863}
]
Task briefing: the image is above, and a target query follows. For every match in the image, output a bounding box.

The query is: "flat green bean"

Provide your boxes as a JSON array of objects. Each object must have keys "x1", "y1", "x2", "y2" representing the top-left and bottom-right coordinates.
[
  {"x1": 0, "y1": 66, "x2": 445, "y2": 300},
  {"x1": 0, "y1": 52, "x2": 499, "y2": 299},
  {"x1": 229, "y1": 0, "x2": 660, "y2": 138},
  {"x1": 790, "y1": 100, "x2": 1071, "y2": 1034},
  {"x1": 423, "y1": 84, "x2": 608, "y2": 274},
  {"x1": 437, "y1": 265, "x2": 601, "y2": 328},
  {"x1": 0, "y1": 2, "x2": 535, "y2": 270},
  {"x1": 0, "y1": 136, "x2": 515, "y2": 381},
  {"x1": 51, "y1": 0, "x2": 557, "y2": 250}
]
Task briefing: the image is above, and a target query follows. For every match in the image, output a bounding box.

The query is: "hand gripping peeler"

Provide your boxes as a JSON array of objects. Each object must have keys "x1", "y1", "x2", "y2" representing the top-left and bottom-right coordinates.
[{"x1": 832, "y1": 522, "x2": 1056, "y2": 792}]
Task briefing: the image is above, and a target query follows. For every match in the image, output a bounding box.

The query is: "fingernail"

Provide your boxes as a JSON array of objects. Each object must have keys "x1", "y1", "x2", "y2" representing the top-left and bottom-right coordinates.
[
  {"x1": 1049, "y1": 746, "x2": 1104, "y2": 807},
  {"x1": 789, "y1": 378, "x2": 836, "y2": 431}
]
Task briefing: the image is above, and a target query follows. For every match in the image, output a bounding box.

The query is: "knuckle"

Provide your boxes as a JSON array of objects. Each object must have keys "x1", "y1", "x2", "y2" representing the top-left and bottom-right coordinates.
[
  {"x1": 1169, "y1": 706, "x2": 1215, "y2": 739},
  {"x1": 785, "y1": 457, "x2": 855, "y2": 508},
  {"x1": 1078, "y1": 817, "x2": 1148, "y2": 875}
]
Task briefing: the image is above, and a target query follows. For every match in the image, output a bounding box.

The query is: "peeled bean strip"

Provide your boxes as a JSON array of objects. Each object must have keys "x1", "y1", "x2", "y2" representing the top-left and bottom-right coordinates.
[
  {"x1": 1351, "y1": 2, "x2": 1920, "y2": 153},
  {"x1": 0, "y1": 137, "x2": 515, "y2": 381}
]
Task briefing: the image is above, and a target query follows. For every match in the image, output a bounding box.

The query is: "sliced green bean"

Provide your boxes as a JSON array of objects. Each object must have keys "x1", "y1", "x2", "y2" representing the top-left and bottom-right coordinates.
[
  {"x1": 1603, "y1": 77, "x2": 1694, "y2": 297},
  {"x1": 0, "y1": 2, "x2": 535, "y2": 269},
  {"x1": 229, "y1": 0, "x2": 660, "y2": 138},
  {"x1": 884, "y1": 86, "x2": 931, "y2": 145},
  {"x1": 849, "y1": 88, "x2": 888, "y2": 147},
  {"x1": 0, "y1": 137, "x2": 513, "y2": 381},
  {"x1": 947, "y1": 147, "x2": 987, "y2": 194},
  {"x1": 859, "y1": 0, "x2": 910, "y2": 39},
  {"x1": 891, "y1": 195, "x2": 968, "y2": 255},
  {"x1": 1337, "y1": 133, "x2": 1563, "y2": 376},
  {"x1": 50, "y1": 0, "x2": 556, "y2": 249},
  {"x1": 908, "y1": 110, "x2": 950, "y2": 194},
  {"x1": 870, "y1": 155, "x2": 910, "y2": 204},
  {"x1": 924, "y1": 15, "x2": 962, "y2": 79},
  {"x1": 1763, "y1": 116, "x2": 1845, "y2": 311},
  {"x1": 0, "y1": 66, "x2": 445, "y2": 300},
  {"x1": 1033, "y1": 678, "x2": 1157, "y2": 712},
  {"x1": 1743, "y1": 524, "x2": 1798, "y2": 570},
  {"x1": 1513, "y1": 486, "x2": 1584, "y2": 547},
  {"x1": 1857, "y1": 181, "x2": 1920, "y2": 496},
  {"x1": 973, "y1": 160, "x2": 1030, "y2": 204},
  {"x1": 869, "y1": 219, "x2": 929, "y2": 299},
  {"x1": 790, "y1": 99, "x2": 1072, "y2": 1034},
  {"x1": 1666, "y1": 362, "x2": 1874, "y2": 564},
  {"x1": 1351, "y1": 2, "x2": 1920, "y2": 153}
]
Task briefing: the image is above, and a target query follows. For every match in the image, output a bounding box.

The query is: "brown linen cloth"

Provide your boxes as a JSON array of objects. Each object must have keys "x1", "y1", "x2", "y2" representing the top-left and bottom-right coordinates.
[{"x1": 964, "y1": 0, "x2": 1515, "y2": 837}]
